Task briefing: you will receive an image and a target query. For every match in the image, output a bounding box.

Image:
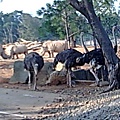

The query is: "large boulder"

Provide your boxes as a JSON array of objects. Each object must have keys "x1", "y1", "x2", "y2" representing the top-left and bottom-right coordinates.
[
  {"x1": 37, "y1": 62, "x2": 54, "y2": 86},
  {"x1": 46, "y1": 70, "x2": 67, "y2": 85},
  {"x1": 9, "y1": 61, "x2": 28, "y2": 83}
]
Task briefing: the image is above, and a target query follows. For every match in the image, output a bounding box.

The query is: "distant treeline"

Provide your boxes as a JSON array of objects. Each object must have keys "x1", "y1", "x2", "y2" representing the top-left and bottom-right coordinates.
[{"x1": 0, "y1": 0, "x2": 120, "y2": 44}]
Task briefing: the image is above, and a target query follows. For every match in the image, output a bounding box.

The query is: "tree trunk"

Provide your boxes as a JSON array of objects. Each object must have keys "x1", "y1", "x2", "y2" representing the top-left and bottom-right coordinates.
[
  {"x1": 63, "y1": 8, "x2": 71, "y2": 49},
  {"x1": 69, "y1": 0, "x2": 120, "y2": 92}
]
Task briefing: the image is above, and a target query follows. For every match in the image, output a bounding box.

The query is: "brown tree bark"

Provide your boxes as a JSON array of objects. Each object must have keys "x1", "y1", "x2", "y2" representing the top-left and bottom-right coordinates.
[{"x1": 69, "y1": 0, "x2": 120, "y2": 92}]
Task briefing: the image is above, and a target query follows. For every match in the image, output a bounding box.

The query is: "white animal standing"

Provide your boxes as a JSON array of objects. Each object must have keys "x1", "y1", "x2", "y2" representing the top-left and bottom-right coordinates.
[{"x1": 40, "y1": 40, "x2": 68, "y2": 58}]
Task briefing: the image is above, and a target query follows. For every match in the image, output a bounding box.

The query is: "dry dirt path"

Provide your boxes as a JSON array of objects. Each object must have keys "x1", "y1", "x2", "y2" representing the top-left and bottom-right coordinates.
[
  {"x1": 0, "y1": 87, "x2": 67, "y2": 119},
  {"x1": 0, "y1": 85, "x2": 120, "y2": 120}
]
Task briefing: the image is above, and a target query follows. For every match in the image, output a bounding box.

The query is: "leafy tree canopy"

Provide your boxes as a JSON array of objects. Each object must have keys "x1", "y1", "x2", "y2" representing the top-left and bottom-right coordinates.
[
  {"x1": 37, "y1": 0, "x2": 120, "y2": 42},
  {"x1": 0, "y1": 11, "x2": 41, "y2": 44}
]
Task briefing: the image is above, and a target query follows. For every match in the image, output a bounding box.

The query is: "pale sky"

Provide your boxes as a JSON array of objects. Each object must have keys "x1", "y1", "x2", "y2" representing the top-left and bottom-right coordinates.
[
  {"x1": 0, "y1": 0, "x2": 119, "y2": 17},
  {"x1": 0, "y1": 0, "x2": 54, "y2": 17},
  {"x1": 114, "y1": 1, "x2": 120, "y2": 13}
]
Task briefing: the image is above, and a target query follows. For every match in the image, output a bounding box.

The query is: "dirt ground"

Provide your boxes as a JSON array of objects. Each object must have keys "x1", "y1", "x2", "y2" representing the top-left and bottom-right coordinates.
[
  {"x1": 1, "y1": 46, "x2": 119, "y2": 119},
  {"x1": 0, "y1": 58, "x2": 105, "y2": 119}
]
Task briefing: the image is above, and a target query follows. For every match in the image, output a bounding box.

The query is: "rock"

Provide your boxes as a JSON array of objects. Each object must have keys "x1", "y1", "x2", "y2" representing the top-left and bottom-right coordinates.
[
  {"x1": 37, "y1": 62, "x2": 54, "y2": 86},
  {"x1": 46, "y1": 70, "x2": 67, "y2": 85},
  {"x1": 9, "y1": 60, "x2": 28, "y2": 83}
]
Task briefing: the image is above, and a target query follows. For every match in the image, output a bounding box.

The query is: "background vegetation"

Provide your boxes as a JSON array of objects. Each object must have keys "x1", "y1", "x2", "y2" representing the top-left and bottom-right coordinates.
[{"x1": 0, "y1": 0, "x2": 120, "y2": 44}]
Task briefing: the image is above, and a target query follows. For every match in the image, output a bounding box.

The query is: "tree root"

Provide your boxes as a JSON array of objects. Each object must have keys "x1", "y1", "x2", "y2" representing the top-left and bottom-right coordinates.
[
  {"x1": 100, "y1": 80, "x2": 117, "y2": 94},
  {"x1": 100, "y1": 62, "x2": 120, "y2": 93}
]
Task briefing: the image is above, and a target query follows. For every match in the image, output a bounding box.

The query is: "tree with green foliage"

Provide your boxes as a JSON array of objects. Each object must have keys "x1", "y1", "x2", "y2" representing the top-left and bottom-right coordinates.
[
  {"x1": 37, "y1": 0, "x2": 120, "y2": 44},
  {"x1": 19, "y1": 13, "x2": 41, "y2": 41},
  {"x1": 0, "y1": 12, "x2": 4, "y2": 43},
  {"x1": 0, "y1": 0, "x2": 119, "y2": 44},
  {"x1": 0, "y1": 11, "x2": 41, "y2": 43},
  {"x1": 37, "y1": 1, "x2": 85, "y2": 41}
]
